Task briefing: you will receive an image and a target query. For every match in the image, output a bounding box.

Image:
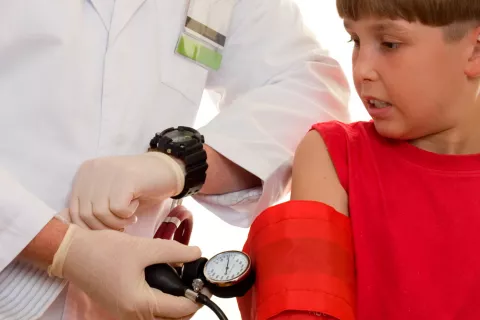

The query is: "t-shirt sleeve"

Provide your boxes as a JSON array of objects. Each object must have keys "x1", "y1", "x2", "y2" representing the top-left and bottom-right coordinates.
[{"x1": 310, "y1": 121, "x2": 350, "y2": 192}]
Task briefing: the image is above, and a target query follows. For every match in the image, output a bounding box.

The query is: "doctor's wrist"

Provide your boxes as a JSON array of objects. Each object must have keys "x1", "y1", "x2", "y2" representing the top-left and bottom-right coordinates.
[
  {"x1": 143, "y1": 152, "x2": 186, "y2": 197},
  {"x1": 168, "y1": 156, "x2": 188, "y2": 197},
  {"x1": 19, "y1": 218, "x2": 69, "y2": 272}
]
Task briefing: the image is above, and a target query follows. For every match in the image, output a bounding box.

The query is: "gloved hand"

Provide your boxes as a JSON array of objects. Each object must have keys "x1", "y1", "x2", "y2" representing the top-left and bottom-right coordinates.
[
  {"x1": 48, "y1": 223, "x2": 202, "y2": 320},
  {"x1": 68, "y1": 152, "x2": 185, "y2": 230}
]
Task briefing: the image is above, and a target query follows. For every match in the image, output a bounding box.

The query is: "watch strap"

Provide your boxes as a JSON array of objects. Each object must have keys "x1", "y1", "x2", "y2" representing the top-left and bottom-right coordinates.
[
  {"x1": 149, "y1": 126, "x2": 208, "y2": 200},
  {"x1": 173, "y1": 145, "x2": 208, "y2": 199}
]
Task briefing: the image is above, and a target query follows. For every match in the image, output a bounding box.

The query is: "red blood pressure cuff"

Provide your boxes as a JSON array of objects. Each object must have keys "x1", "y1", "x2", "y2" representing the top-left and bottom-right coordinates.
[
  {"x1": 237, "y1": 201, "x2": 356, "y2": 320},
  {"x1": 270, "y1": 311, "x2": 337, "y2": 320}
]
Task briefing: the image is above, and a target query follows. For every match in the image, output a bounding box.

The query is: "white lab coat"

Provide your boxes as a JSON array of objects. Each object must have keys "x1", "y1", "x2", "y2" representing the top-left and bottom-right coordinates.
[{"x1": 0, "y1": 0, "x2": 350, "y2": 319}]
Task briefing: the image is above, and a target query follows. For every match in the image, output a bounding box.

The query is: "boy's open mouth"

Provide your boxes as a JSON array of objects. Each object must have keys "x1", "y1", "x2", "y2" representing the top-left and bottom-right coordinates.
[{"x1": 367, "y1": 99, "x2": 392, "y2": 108}]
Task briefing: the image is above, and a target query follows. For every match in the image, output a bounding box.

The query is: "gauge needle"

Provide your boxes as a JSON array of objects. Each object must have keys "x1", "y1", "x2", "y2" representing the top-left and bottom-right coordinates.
[{"x1": 225, "y1": 257, "x2": 230, "y2": 275}]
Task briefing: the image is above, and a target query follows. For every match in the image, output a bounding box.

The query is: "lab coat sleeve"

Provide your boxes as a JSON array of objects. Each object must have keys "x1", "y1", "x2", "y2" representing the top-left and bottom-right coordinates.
[
  {"x1": 0, "y1": 168, "x2": 56, "y2": 271},
  {"x1": 0, "y1": 168, "x2": 66, "y2": 319},
  {"x1": 195, "y1": 0, "x2": 350, "y2": 227}
]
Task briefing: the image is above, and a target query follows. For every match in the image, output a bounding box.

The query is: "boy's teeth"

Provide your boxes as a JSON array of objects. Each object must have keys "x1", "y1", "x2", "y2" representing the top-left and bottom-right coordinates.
[{"x1": 369, "y1": 99, "x2": 391, "y2": 108}]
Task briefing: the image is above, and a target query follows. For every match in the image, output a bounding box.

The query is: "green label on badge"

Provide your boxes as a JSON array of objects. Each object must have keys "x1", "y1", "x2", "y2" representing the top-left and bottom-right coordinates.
[{"x1": 176, "y1": 33, "x2": 223, "y2": 70}]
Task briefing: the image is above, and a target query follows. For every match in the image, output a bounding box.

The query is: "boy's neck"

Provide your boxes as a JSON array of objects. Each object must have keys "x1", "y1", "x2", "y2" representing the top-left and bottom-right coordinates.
[
  {"x1": 410, "y1": 112, "x2": 480, "y2": 155},
  {"x1": 408, "y1": 81, "x2": 480, "y2": 155}
]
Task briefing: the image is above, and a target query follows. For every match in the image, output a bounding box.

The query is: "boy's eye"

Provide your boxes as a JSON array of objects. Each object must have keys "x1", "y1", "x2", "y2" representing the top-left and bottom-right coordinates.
[
  {"x1": 348, "y1": 37, "x2": 360, "y2": 47},
  {"x1": 382, "y1": 42, "x2": 400, "y2": 50}
]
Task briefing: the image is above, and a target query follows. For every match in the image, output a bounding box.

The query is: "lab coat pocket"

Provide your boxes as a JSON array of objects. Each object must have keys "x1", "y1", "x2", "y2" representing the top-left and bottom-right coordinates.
[
  {"x1": 160, "y1": 46, "x2": 209, "y2": 105},
  {"x1": 155, "y1": 0, "x2": 209, "y2": 105}
]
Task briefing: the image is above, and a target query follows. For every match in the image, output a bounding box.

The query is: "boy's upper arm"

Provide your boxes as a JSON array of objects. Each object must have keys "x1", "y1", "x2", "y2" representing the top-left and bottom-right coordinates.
[{"x1": 291, "y1": 130, "x2": 349, "y2": 216}]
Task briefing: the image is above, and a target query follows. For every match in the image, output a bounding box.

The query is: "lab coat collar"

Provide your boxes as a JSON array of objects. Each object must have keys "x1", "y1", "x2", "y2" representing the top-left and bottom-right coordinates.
[
  {"x1": 89, "y1": 0, "x2": 114, "y2": 30},
  {"x1": 109, "y1": 0, "x2": 148, "y2": 46},
  {"x1": 89, "y1": 0, "x2": 148, "y2": 45}
]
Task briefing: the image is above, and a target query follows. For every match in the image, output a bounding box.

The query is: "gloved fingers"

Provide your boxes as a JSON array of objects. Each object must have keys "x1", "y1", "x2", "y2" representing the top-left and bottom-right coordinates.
[
  {"x1": 91, "y1": 199, "x2": 137, "y2": 230},
  {"x1": 109, "y1": 182, "x2": 139, "y2": 219},
  {"x1": 68, "y1": 195, "x2": 79, "y2": 220},
  {"x1": 70, "y1": 196, "x2": 127, "y2": 230},
  {"x1": 69, "y1": 196, "x2": 91, "y2": 230},
  {"x1": 141, "y1": 238, "x2": 201, "y2": 266},
  {"x1": 77, "y1": 199, "x2": 112, "y2": 230},
  {"x1": 95, "y1": 210, "x2": 137, "y2": 230},
  {"x1": 69, "y1": 167, "x2": 100, "y2": 230},
  {"x1": 151, "y1": 290, "x2": 201, "y2": 319}
]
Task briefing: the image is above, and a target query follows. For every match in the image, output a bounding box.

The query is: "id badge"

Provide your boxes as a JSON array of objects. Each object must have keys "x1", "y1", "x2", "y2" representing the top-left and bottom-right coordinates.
[{"x1": 175, "y1": 0, "x2": 236, "y2": 70}]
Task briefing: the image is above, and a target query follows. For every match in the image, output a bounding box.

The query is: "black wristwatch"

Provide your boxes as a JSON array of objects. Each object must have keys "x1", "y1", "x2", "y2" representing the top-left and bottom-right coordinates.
[{"x1": 149, "y1": 126, "x2": 208, "y2": 199}]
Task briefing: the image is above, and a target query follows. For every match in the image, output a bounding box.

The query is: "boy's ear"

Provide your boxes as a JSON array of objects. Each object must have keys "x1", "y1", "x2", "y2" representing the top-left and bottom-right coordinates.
[{"x1": 465, "y1": 27, "x2": 480, "y2": 78}]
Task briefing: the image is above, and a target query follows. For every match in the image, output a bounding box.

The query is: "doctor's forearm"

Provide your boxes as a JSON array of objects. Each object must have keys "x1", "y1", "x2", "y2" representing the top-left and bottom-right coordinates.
[
  {"x1": 200, "y1": 144, "x2": 261, "y2": 195},
  {"x1": 18, "y1": 218, "x2": 68, "y2": 270}
]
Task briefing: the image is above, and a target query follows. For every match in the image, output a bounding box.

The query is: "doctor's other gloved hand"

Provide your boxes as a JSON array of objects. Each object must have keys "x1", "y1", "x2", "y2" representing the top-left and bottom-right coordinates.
[
  {"x1": 68, "y1": 152, "x2": 186, "y2": 231},
  {"x1": 48, "y1": 223, "x2": 202, "y2": 320}
]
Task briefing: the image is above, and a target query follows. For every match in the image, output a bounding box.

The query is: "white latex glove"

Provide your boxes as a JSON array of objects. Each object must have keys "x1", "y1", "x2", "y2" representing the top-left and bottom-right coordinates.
[
  {"x1": 48, "y1": 224, "x2": 202, "y2": 320},
  {"x1": 68, "y1": 153, "x2": 185, "y2": 230}
]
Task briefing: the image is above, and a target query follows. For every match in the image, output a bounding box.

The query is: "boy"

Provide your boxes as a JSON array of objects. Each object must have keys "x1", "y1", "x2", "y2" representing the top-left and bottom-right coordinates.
[{"x1": 238, "y1": 0, "x2": 480, "y2": 319}]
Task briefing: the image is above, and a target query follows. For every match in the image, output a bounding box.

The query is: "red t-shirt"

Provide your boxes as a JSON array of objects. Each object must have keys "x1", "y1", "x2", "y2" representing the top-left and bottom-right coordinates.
[{"x1": 312, "y1": 120, "x2": 480, "y2": 319}]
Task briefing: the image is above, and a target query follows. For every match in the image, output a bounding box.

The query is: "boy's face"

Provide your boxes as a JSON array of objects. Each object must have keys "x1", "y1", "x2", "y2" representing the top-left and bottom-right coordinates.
[{"x1": 345, "y1": 17, "x2": 474, "y2": 140}]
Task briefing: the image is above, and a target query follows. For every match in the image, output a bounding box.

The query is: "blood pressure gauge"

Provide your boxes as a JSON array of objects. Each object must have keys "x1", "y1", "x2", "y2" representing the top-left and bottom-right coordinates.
[
  {"x1": 204, "y1": 251, "x2": 251, "y2": 286},
  {"x1": 146, "y1": 250, "x2": 254, "y2": 319},
  {"x1": 180, "y1": 250, "x2": 255, "y2": 298}
]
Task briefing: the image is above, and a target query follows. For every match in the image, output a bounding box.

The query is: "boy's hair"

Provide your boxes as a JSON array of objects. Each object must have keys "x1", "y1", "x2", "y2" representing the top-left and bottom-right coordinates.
[{"x1": 337, "y1": 0, "x2": 480, "y2": 41}]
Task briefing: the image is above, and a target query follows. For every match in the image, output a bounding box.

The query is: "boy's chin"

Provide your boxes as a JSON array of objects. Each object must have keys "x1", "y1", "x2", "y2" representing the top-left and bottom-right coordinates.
[{"x1": 372, "y1": 119, "x2": 415, "y2": 141}]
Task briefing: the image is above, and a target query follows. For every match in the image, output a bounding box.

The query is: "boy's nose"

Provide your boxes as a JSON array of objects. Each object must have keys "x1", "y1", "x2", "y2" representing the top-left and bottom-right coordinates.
[{"x1": 353, "y1": 49, "x2": 379, "y2": 84}]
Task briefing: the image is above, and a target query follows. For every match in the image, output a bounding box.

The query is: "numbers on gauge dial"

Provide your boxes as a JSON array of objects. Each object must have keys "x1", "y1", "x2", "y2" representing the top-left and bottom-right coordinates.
[{"x1": 205, "y1": 251, "x2": 249, "y2": 282}]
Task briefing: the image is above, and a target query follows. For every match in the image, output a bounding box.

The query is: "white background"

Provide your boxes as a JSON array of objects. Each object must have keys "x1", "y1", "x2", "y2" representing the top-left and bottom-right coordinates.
[{"x1": 189, "y1": 1, "x2": 370, "y2": 318}]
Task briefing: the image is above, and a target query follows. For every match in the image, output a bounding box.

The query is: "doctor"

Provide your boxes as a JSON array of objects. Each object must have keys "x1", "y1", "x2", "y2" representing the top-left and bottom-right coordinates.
[{"x1": 0, "y1": 0, "x2": 350, "y2": 319}]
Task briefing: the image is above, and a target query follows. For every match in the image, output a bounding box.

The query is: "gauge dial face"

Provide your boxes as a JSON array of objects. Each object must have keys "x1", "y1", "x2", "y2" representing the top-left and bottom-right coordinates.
[{"x1": 204, "y1": 251, "x2": 250, "y2": 283}]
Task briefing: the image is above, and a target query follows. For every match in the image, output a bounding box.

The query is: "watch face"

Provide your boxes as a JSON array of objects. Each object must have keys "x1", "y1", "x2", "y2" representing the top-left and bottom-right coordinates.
[
  {"x1": 166, "y1": 130, "x2": 195, "y2": 143},
  {"x1": 204, "y1": 251, "x2": 250, "y2": 284},
  {"x1": 173, "y1": 135, "x2": 193, "y2": 143}
]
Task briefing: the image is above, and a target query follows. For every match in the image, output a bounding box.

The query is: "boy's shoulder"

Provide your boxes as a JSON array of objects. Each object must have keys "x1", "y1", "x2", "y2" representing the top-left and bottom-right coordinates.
[
  {"x1": 310, "y1": 120, "x2": 376, "y2": 142},
  {"x1": 303, "y1": 120, "x2": 376, "y2": 193}
]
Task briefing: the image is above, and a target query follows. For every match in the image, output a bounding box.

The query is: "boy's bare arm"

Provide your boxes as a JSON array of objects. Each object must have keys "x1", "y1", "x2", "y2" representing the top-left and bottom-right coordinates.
[
  {"x1": 291, "y1": 130, "x2": 349, "y2": 216},
  {"x1": 243, "y1": 130, "x2": 352, "y2": 320}
]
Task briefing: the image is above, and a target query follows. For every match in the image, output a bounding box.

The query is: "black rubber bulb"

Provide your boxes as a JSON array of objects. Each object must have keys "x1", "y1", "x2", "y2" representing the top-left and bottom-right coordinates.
[
  {"x1": 181, "y1": 257, "x2": 208, "y2": 288},
  {"x1": 145, "y1": 263, "x2": 188, "y2": 297}
]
